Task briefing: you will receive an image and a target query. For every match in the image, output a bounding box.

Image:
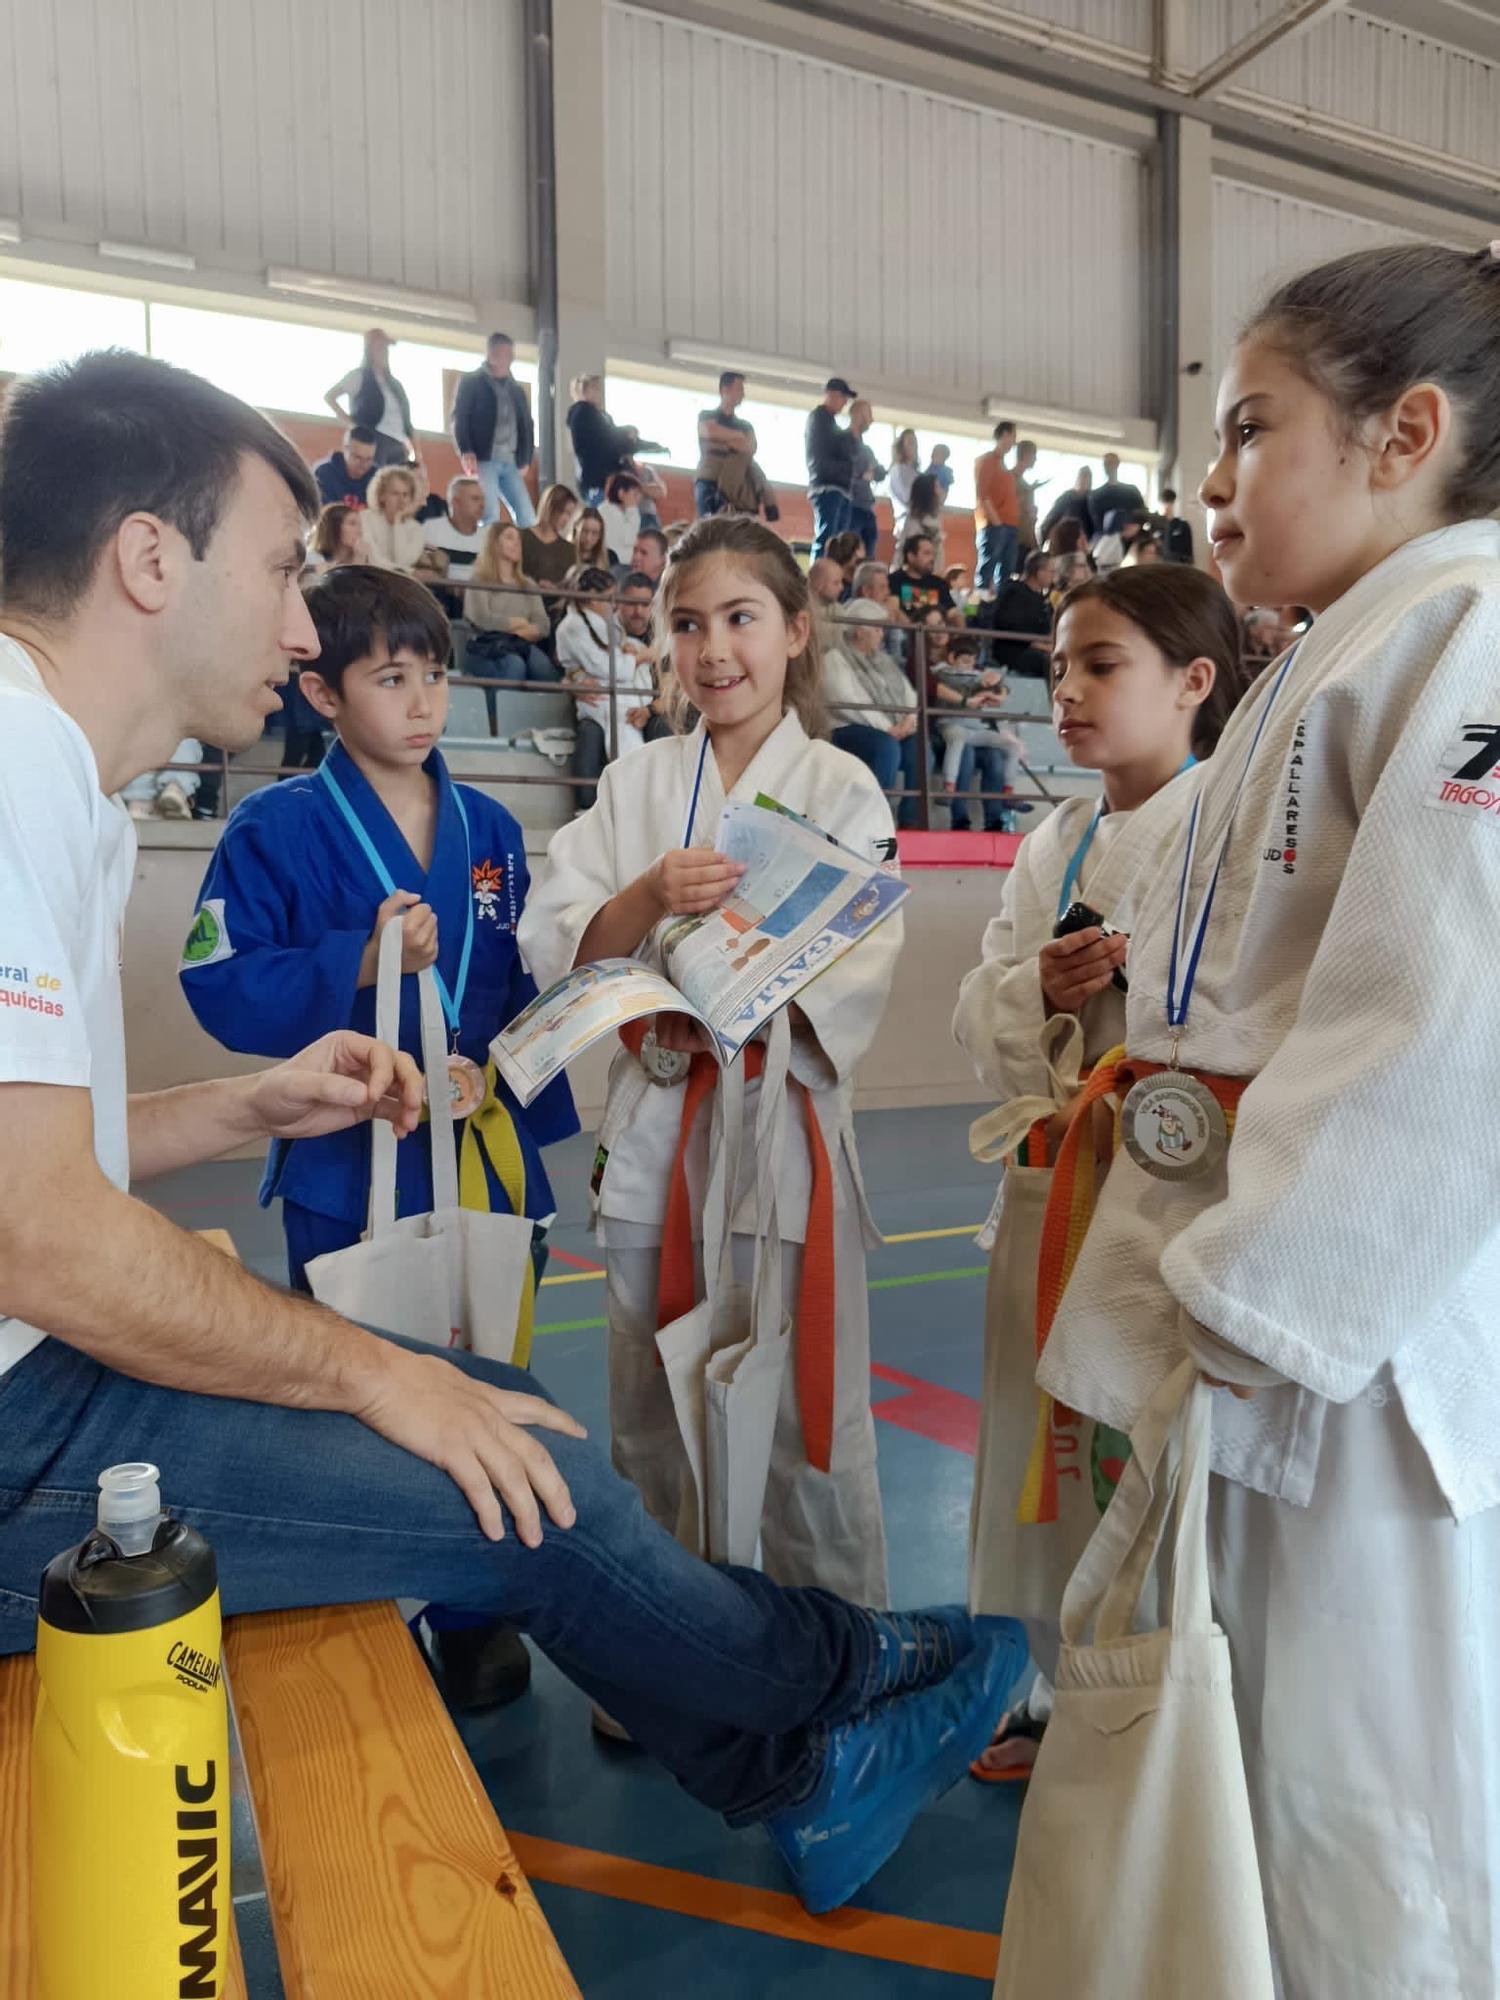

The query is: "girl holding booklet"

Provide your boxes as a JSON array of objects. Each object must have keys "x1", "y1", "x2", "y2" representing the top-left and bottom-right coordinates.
[{"x1": 519, "y1": 515, "x2": 900, "y2": 1606}]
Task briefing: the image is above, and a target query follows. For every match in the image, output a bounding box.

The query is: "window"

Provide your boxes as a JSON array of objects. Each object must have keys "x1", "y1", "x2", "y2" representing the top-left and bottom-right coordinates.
[{"x1": 0, "y1": 278, "x2": 146, "y2": 374}]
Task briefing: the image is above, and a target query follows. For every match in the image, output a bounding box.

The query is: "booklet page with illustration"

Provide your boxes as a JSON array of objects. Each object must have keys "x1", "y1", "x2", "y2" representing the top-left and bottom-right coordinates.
[{"x1": 492, "y1": 797, "x2": 906, "y2": 1106}]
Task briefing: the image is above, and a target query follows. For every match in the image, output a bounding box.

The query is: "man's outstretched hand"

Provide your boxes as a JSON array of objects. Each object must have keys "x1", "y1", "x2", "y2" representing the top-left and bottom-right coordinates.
[{"x1": 246, "y1": 1031, "x2": 425, "y2": 1142}]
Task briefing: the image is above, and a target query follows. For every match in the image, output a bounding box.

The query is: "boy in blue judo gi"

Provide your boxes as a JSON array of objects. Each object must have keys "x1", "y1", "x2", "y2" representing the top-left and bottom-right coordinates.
[{"x1": 181, "y1": 564, "x2": 578, "y2": 1709}]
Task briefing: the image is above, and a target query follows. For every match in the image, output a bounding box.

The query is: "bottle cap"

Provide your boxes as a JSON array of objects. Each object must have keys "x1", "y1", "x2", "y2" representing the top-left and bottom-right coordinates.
[{"x1": 97, "y1": 1462, "x2": 163, "y2": 1556}]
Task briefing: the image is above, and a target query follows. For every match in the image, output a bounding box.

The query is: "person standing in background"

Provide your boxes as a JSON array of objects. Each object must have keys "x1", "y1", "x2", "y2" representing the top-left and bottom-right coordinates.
[
  {"x1": 451, "y1": 333, "x2": 537, "y2": 528},
  {"x1": 1092, "y1": 450, "x2": 1146, "y2": 528},
  {"x1": 926, "y1": 443, "x2": 955, "y2": 500},
  {"x1": 324, "y1": 329, "x2": 419, "y2": 470},
  {"x1": 1157, "y1": 488, "x2": 1195, "y2": 564},
  {"x1": 566, "y1": 375, "x2": 637, "y2": 505},
  {"x1": 805, "y1": 377, "x2": 858, "y2": 559},
  {"x1": 847, "y1": 401, "x2": 885, "y2": 558},
  {"x1": 973, "y1": 421, "x2": 1020, "y2": 591},
  {"x1": 694, "y1": 371, "x2": 778, "y2": 521},
  {"x1": 1015, "y1": 440, "x2": 1043, "y2": 557},
  {"x1": 1040, "y1": 465, "x2": 1096, "y2": 545},
  {"x1": 888, "y1": 428, "x2": 920, "y2": 544}
]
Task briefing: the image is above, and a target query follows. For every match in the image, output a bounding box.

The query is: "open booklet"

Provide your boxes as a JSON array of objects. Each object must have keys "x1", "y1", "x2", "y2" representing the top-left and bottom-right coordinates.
[{"x1": 492, "y1": 795, "x2": 907, "y2": 1106}]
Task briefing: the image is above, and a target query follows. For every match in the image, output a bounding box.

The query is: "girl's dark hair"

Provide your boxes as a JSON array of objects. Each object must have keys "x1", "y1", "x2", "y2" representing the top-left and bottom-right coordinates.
[
  {"x1": 1055, "y1": 565, "x2": 1247, "y2": 757},
  {"x1": 1047, "y1": 517, "x2": 1088, "y2": 557},
  {"x1": 825, "y1": 529, "x2": 864, "y2": 570},
  {"x1": 908, "y1": 472, "x2": 940, "y2": 516},
  {"x1": 604, "y1": 470, "x2": 641, "y2": 504},
  {"x1": 1246, "y1": 243, "x2": 1500, "y2": 516},
  {"x1": 302, "y1": 565, "x2": 449, "y2": 695},
  {"x1": 656, "y1": 514, "x2": 826, "y2": 738}
]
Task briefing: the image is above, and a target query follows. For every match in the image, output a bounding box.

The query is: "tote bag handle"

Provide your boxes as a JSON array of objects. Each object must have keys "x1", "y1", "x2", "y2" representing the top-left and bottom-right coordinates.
[{"x1": 368, "y1": 913, "x2": 460, "y2": 1238}]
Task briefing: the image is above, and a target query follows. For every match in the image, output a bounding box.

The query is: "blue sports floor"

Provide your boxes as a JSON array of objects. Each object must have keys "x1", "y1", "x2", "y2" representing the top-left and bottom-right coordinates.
[{"x1": 147, "y1": 1104, "x2": 1020, "y2": 1996}]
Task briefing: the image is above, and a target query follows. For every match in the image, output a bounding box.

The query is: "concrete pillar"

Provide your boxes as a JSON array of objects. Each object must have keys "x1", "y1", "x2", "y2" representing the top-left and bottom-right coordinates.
[
  {"x1": 1169, "y1": 114, "x2": 1217, "y2": 563},
  {"x1": 550, "y1": 0, "x2": 609, "y2": 487}
]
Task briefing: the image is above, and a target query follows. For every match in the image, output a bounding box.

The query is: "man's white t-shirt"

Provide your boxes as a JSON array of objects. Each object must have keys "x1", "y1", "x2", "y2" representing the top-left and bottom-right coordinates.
[
  {"x1": 0, "y1": 636, "x2": 135, "y2": 1374},
  {"x1": 421, "y1": 515, "x2": 486, "y2": 576}
]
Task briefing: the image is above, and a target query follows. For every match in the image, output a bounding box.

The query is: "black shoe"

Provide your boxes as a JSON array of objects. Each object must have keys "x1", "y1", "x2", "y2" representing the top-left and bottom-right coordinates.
[{"x1": 427, "y1": 1621, "x2": 532, "y2": 1714}]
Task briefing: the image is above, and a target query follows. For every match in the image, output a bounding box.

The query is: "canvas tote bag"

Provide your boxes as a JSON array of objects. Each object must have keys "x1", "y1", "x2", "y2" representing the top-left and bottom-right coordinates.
[
  {"x1": 995, "y1": 1360, "x2": 1275, "y2": 2000},
  {"x1": 306, "y1": 914, "x2": 536, "y2": 1362}
]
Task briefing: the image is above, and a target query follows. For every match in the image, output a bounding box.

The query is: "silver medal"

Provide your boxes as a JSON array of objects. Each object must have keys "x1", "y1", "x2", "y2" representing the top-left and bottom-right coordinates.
[
  {"x1": 1120, "y1": 1070, "x2": 1227, "y2": 1183},
  {"x1": 639, "y1": 1027, "x2": 691, "y2": 1087}
]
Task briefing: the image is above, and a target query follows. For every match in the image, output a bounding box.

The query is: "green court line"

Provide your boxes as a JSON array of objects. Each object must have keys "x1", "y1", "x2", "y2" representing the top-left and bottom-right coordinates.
[{"x1": 534, "y1": 1264, "x2": 987, "y2": 1336}]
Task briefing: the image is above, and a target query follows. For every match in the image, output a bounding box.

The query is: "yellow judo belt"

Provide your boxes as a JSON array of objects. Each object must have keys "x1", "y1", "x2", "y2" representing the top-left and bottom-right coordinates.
[{"x1": 425, "y1": 1060, "x2": 536, "y2": 1366}]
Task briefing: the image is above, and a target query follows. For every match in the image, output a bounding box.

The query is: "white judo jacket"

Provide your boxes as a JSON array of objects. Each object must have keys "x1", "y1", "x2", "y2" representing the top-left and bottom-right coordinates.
[
  {"x1": 1040, "y1": 520, "x2": 1500, "y2": 1519},
  {"x1": 518, "y1": 713, "x2": 901, "y2": 1244}
]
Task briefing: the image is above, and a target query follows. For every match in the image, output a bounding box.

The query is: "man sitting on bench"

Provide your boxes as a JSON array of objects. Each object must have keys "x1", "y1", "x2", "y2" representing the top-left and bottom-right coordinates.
[{"x1": 0, "y1": 352, "x2": 1024, "y2": 1918}]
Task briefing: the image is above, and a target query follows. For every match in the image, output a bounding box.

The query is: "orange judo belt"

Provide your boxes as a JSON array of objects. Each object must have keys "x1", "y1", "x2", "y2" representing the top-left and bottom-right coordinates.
[
  {"x1": 1017, "y1": 1047, "x2": 1248, "y2": 1525},
  {"x1": 617, "y1": 1022, "x2": 837, "y2": 1473}
]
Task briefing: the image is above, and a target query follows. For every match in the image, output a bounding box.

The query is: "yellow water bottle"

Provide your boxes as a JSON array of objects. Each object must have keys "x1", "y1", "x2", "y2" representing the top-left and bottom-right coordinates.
[{"x1": 32, "y1": 1462, "x2": 230, "y2": 1998}]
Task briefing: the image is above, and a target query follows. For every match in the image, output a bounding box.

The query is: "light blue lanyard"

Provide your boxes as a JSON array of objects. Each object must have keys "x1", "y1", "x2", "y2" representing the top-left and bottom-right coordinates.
[
  {"x1": 1166, "y1": 649, "x2": 1299, "y2": 1038},
  {"x1": 1055, "y1": 756, "x2": 1195, "y2": 923},
  {"x1": 319, "y1": 760, "x2": 475, "y2": 1037}
]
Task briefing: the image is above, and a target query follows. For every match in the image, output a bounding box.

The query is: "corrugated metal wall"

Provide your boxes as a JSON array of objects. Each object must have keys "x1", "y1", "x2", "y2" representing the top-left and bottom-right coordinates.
[
  {"x1": 1211, "y1": 176, "x2": 1420, "y2": 367},
  {"x1": 936, "y1": 0, "x2": 1152, "y2": 53},
  {"x1": 604, "y1": 2, "x2": 1149, "y2": 419},
  {"x1": 1188, "y1": 3, "x2": 1500, "y2": 173},
  {"x1": 0, "y1": 0, "x2": 531, "y2": 305}
]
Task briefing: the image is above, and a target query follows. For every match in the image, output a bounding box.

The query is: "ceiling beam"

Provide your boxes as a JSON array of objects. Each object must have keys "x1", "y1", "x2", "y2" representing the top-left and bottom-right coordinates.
[{"x1": 1187, "y1": 0, "x2": 1347, "y2": 98}]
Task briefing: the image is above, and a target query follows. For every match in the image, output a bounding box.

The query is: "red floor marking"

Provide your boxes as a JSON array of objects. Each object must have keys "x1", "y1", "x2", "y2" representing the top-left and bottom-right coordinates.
[
  {"x1": 547, "y1": 1245, "x2": 606, "y2": 1271},
  {"x1": 869, "y1": 1362, "x2": 980, "y2": 1456}
]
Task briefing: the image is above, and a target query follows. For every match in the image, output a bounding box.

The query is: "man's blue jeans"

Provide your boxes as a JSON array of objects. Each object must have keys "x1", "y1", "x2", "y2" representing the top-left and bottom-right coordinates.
[
  {"x1": 977, "y1": 524, "x2": 1019, "y2": 591},
  {"x1": 478, "y1": 458, "x2": 537, "y2": 528},
  {"x1": 810, "y1": 489, "x2": 853, "y2": 559},
  {"x1": 694, "y1": 478, "x2": 727, "y2": 519},
  {"x1": 831, "y1": 725, "x2": 921, "y2": 827},
  {"x1": 850, "y1": 506, "x2": 878, "y2": 558},
  {"x1": 0, "y1": 1333, "x2": 892, "y2": 1823}
]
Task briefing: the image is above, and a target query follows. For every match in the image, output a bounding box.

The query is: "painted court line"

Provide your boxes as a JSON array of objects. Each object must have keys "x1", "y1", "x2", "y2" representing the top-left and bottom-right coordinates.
[
  {"x1": 534, "y1": 1265, "x2": 988, "y2": 1338},
  {"x1": 870, "y1": 1361, "x2": 981, "y2": 1456},
  {"x1": 508, "y1": 1833, "x2": 1000, "y2": 1981}
]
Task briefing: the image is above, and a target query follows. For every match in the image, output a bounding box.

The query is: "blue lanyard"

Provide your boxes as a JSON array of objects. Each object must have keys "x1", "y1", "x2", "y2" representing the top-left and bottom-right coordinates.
[
  {"x1": 1166, "y1": 650, "x2": 1298, "y2": 1039},
  {"x1": 682, "y1": 731, "x2": 711, "y2": 847},
  {"x1": 1055, "y1": 756, "x2": 1195, "y2": 922},
  {"x1": 319, "y1": 759, "x2": 475, "y2": 1038}
]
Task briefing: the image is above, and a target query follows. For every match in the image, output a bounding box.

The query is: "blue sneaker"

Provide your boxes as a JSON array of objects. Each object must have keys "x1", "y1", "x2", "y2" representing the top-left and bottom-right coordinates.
[
  {"x1": 866, "y1": 1605, "x2": 974, "y2": 1699},
  {"x1": 764, "y1": 1615, "x2": 1027, "y2": 1914}
]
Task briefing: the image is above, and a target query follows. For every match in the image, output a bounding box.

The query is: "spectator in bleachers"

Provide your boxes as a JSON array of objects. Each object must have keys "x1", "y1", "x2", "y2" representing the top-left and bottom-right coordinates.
[
  {"x1": 945, "y1": 565, "x2": 973, "y2": 610},
  {"x1": 694, "y1": 371, "x2": 780, "y2": 523},
  {"x1": 307, "y1": 503, "x2": 369, "y2": 572},
  {"x1": 976, "y1": 549, "x2": 1057, "y2": 680},
  {"x1": 1092, "y1": 450, "x2": 1146, "y2": 528},
  {"x1": 520, "y1": 484, "x2": 581, "y2": 609},
  {"x1": 599, "y1": 472, "x2": 643, "y2": 565},
  {"x1": 1091, "y1": 508, "x2": 1145, "y2": 573},
  {"x1": 616, "y1": 570, "x2": 674, "y2": 743},
  {"x1": 466, "y1": 521, "x2": 559, "y2": 690},
  {"x1": 1015, "y1": 439, "x2": 1043, "y2": 555},
  {"x1": 313, "y1": 425, "x2": 378, "y2": 508},
  {"x1": 573, "y1": 506, "x2": 610, "y2": 576},
  {"x1": 566, "y1": 373, "x2": 635, "y2": 503},
  {"x1": 823, "y1": 600, "x2": 918, "y2": 802},
  {"x1": 888, "y1": 428, "x2": 920, "y2": 537},
  {"x1": 323, "y1": 329, "x2": 418, "y2": 468},
  {"x1": 1156, "y1": 487, "x2": 1195, "y2": 564},
  {"x1": 807, "y1": 555, "x2": 845, "y2": 654},
  {"x1": 1040, "y1": 465, "x2": 1096, "y2": 545},
  {"x1": 848, "y1": 400, "x2": 884, "y2": 557},
  {"x1": 361, "y1": 465, "x2": 425, "y2": 572},
  {"x1": 889, "y1": 533, "x2": 954, "y2": 623},
  {"x1": 933, "y1": 632, "x2": 1026, "y2": 834},
  {"x1": 628, "y1": 528, "x2": 667, "y2": 587},
  {"x1": 926, "y1": 442, "x2": 954, "y2": 499},
  {"x1": 825, "y1": 531, "x2": 865, "y2": 597},
  {"x1": 557, "y1": 566, "x2": 654, "y2": 811},
  {"x1": 1045, "y1": 516, "x2": 1090, "y2": 560},
  {"x1": 902, "y1": 473, "x2": 946, "y2": 570},
  {"x1": 851, "y1": 559, "x2": 906, "y2": 661},
  {"x1": 805, "y1": 376, "x2": 857, "y2": 558},
  {"x1": 414, "y1": 475, "x2": 487, "y2": 613},
  {"x1": 1051, "y1": 548, "x2": 1094, "y2": 602},
  {"x1": 452, "y1": 332, "x2": 537, "y2": 527},
  {"x1": 973, "y1": 420, "x2": 1019, "y2": 590},
  {"x1": 1123, "y1": 529, "x2": 1163, "y2": 567}
]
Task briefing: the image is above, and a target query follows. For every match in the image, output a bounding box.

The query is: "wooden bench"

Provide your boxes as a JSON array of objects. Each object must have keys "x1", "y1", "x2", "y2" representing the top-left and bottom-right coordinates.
[{"x1": 0, "y1": 1235, "x2": 578, "y2": 1996}]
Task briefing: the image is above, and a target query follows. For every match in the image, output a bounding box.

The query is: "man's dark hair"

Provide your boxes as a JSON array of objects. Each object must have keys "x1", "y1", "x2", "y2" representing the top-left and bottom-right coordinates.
[
  {"x1": 345, "y1": 424, "x2": 379, "y2": 448},
  {"x1": 719, "y1": 369, "x2": 745, "y2": 392},
  {"x1": 1023, "y1": 550, "x2": 1054, "y2": 579},
  {"x1": 635, "y1": 527, "x2": 669, "y2": 558},
  {"x1": 0, "y1": 349, "x2": 318, "y2": 618},
  {"x1": 993, "y1": 418, "x2": 1016, "y2": 440},
  {"x1": 301, "y1": 565, "x2": 450, "y2": 696},
  {"x1": 1161, "y1": 486, "x2": 1178, "y2": 503},
  {"x1": 620, "y1": 569, "x2": 656, "y2": 594},
  {"x1": 487, "y1": 330, "x2": 514, "y2": 349},
  {"x1": 902, "y1": 533, "x2": 933, "y2": 563}
]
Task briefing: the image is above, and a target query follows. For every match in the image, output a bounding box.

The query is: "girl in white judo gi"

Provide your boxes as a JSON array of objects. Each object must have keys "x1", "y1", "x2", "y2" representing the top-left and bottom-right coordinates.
[
  {"x1": 1033, "y1": 243, "x2": 1500, "y2": 1993},
  {"x1": 519, "y1": 515, "x2": 900, "y2": 1607},
  {"x1": 952, "y1": 564, "x2": 1243, "y2": 1777}
]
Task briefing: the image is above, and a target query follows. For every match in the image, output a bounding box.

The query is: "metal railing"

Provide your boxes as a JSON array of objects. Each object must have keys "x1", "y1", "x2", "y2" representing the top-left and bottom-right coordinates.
[{"x1": 144, "y1": 574, "x2": 1071, "y2": 830}]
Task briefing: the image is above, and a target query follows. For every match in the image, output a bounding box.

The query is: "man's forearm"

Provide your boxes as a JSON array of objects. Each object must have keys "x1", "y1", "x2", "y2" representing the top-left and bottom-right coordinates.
[
  {"x1": 2, "y1": 1177, "x2": 388, "y2": 1415},
  {"x1": 128, "y1": 1074, "x2": 265, "y2": 1181}
]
